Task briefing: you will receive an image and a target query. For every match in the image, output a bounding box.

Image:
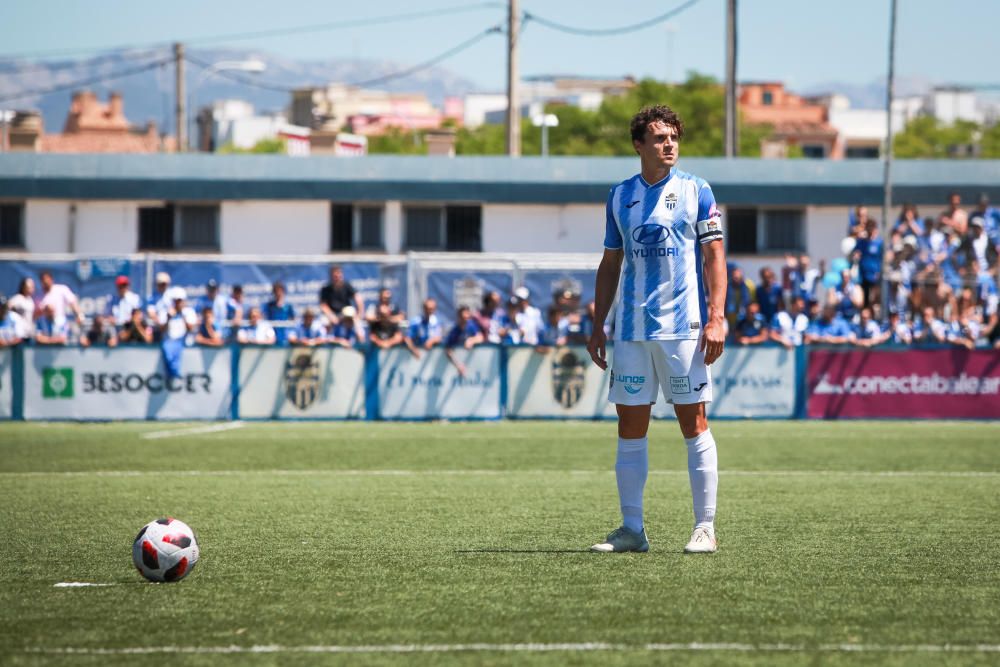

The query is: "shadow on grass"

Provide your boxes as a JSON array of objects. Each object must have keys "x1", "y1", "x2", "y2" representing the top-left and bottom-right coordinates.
[{"x1": 454, "y1": 549, "x2": 593, "y2": 554}]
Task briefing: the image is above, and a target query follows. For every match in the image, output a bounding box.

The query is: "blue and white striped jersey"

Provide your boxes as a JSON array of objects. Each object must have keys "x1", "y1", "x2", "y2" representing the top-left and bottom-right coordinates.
[{"x1": 604, "y1": 168, "x2": 723, "y2": 341}]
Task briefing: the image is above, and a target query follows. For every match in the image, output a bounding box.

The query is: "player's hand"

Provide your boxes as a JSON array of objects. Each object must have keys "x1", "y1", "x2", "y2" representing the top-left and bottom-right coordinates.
[
  {"x1": 587, "y1": 328, "x2": 608, "y2": 370},
  {"x1": 700, "y1": 318, "x2": 725, "y2": 366}
]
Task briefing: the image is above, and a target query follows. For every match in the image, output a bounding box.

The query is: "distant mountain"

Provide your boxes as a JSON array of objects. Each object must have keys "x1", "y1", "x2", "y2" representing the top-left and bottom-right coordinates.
[
  {"x1": 0, "y1": 48, "x2": 479, "y2": 133},
  {"x1": 800, "y1": 75, "x2": 934, "y2": 109}
]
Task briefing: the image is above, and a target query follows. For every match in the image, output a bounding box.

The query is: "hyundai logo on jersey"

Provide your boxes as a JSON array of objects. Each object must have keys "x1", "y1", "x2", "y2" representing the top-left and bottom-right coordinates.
[{"x1": 631, "y1": 223, "x2": 669, "y2": 245}]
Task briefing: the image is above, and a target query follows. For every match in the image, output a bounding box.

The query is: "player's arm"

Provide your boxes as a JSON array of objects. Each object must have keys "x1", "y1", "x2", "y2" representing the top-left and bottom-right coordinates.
[
  {"x1": 587, "y1": 248, "x2": 623, "y2": 370},
  {"x1": 587, "y1": 188, "x2": 624, "y2": 370},
  {"x1": 700, "y1": 237, "x2": 727, "y2": 364}
]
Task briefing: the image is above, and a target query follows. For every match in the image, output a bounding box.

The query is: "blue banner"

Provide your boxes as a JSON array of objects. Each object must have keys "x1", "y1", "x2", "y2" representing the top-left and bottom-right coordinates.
[
  {"x1": 425, "y1": 270, "x2": 513, "y2": 319},
  {"x1": 0, "y1": 258, "x2": 144, "y2": 318}
]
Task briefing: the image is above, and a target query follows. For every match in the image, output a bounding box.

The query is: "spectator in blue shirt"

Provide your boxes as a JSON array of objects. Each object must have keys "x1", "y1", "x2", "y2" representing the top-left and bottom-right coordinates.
[
  {"x1": 804, "y1": 304, "x2": 856, "y2": 345},
  {"x1": 35, "y1": 304, "x2": 70, "y2": 345},
  {"x1": 197, "y1": 279, "x2": 239, "y2": 339},
  {"x1": 537, "y1": 305, "x2": 569, "y2": 347},
  {"x1": 852, "y1": 307, "x2": 884, "y2": 347},
  {"x1": 264, "y1": 281, "x2": 295, "y2": 346},
  {"x1": 405, "y1": 298, "x2": 445, "y2": 352},
  {"x1": 769, "y1": 296, "x2": 809, "y2": 348},
  {"x1": 756, "y1": 267, "x2": 783, "y2": 322},
  {"x1": 912, "y1": 306, "x2": 947, "y2": 345},
  {"x1": 445, "y1": 306, "x2": 484, "y2": 349},
  {"x1": 853, "y1": 219, "x2": 884, "y2": 309},
  {"x1": 194, "y1": 307, "x2": 225, "y2": 347},
  {"x1": 0, "y1": 297, "x2": 26, "y2": 347},
  {"x1": 735, "y1": 301, "x2": 769, "y2": 346},
  {"x1": 329, "y1": 305, "x2": 360, "y2": 348},
  {"x1": 892, "y1": 203, "x2": 924, "y2": 238},
  {"x1": 288, "y1": 308, "x2": 328, "y2": 347},
  {"x1": 886, "y1": 311, "x2": 912, "y2": 345},
  {"x1": 829, "y1": 269, "x2": 863, "y2": 321}
]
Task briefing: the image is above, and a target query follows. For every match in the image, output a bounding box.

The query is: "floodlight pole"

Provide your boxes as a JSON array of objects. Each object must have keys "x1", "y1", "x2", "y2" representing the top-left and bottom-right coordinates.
[
  {"x1": 174, "y1": 43, "x2": 186, "y2": 152},
  {"x1": 880, "y1": 0, "x2": 898, "y2": 319},
  {"x1": 724, "y1": 0, "x2": 738, "y2": 157},
  {"x1": 506, "y1": 0, "x2": 521, "y2": 157}
]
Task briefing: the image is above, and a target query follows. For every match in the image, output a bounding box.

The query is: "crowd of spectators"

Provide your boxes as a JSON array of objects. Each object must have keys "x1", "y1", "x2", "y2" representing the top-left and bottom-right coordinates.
[
  {"x1": 4, "y1": 194, "x2": 998, "y2": 353},
  {"x1": 727, "y1": 193, "x2": 1000, "y2": 349}
]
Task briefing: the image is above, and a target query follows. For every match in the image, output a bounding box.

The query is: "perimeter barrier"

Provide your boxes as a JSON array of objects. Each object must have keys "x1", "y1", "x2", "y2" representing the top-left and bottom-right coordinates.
[{"x1": 2, "y1": 344, "x2": 997, "y2": 421}]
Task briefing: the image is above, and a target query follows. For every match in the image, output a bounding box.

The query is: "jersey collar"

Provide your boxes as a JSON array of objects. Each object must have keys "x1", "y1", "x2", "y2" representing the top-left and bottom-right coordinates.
[{"x1": 639, "y1": 167, "x2": 675, "y2": 189}]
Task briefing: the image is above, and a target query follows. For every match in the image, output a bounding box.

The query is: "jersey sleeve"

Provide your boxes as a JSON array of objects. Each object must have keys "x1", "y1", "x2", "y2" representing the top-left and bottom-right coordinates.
[
  {"x1": 603, "y1": 188, "x2": 623, "y2": 250},
  {"x1": 696, "y1": 181, "x2": 724, "y2": 244}
]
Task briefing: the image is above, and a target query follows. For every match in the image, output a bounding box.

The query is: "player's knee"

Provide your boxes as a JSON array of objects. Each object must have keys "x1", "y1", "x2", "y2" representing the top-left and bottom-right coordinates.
[
  {"x1": 674, "y1": 403, "x2": 707, "y2": 439},
  {"x1": 616, "y1": 404, "x2": 651, "y2": 439}
]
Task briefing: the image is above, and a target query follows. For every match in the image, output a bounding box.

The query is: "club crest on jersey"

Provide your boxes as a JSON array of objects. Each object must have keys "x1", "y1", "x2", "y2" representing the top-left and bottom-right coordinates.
[
  {"x1": 284, "y1": 349, "x2": 321, "y2": 410},
  {"x1": 664, "y1": 192, "x2": 678, "y2": 210}
]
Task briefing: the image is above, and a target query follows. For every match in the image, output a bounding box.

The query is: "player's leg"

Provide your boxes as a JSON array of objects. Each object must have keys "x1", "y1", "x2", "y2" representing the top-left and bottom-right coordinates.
[
  {"x1": 655, "y1": 339, "x2": 718, "y2": 553},
  {"x1": 591, "y1": 342, "x2": 656, "y2": 553}
]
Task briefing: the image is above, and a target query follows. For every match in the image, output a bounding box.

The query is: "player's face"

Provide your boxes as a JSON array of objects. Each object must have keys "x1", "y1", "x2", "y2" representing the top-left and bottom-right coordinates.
[{"x1": 634, "y1": 121, "x2": 679, "y2": 168}]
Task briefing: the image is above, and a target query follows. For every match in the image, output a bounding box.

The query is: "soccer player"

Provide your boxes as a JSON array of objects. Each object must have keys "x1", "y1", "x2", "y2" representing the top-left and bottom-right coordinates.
[{"x1": 586, "y1": 105, "x2": 727, "y2": 555}]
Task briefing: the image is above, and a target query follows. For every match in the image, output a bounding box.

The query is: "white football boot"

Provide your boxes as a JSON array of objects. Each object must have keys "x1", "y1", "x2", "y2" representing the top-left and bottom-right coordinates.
[{"x1": 683, "y1": 526, "x2": 717, "y2": 554}]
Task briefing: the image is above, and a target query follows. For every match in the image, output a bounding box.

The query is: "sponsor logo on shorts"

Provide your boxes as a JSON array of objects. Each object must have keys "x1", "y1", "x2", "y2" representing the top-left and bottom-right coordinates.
[
  {"x1": 670, "y1": 376, "x2": 691, "y2": 394},
  {"x1": 694, "y1": 382, "x2": 708, "y2": 392},
  {"x1": 614, "y1": 373, "x2": 645, "y2": 396}
]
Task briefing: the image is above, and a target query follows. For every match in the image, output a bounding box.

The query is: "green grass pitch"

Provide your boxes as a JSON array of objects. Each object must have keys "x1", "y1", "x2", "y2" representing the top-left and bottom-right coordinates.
[{"x1": 1, "y1": 420, "x2": 999, "y2": 666}]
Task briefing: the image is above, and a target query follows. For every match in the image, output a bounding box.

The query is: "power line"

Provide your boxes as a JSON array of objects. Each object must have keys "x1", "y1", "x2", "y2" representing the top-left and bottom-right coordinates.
[
  {"x1": 523, "y1": 0, "x2": 701, "y2": 37},
  {"x1": 0, "y1": 57, "x2": 171, "y2": 105},
  {"x1": 184, "y1": 25, "x2": 502, "y2": 94},
  {"x1": 0, "y1": 3, "x2": 504, "y2": 61}
]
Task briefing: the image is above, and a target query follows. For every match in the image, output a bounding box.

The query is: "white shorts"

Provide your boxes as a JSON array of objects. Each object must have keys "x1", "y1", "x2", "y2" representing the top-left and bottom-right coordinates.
[{"x1": 608, "y1": 339, "x2": 713, "y2": 406}]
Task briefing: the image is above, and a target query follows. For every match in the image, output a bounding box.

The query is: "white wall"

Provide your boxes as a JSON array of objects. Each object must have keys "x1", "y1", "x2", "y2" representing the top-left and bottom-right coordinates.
[
  {"x1": 25, "y1": 200, "x2": 138, "y2": 254},
  {"x1": 220, "y1": 200, "x2": 329, "y2": 255},
  {"x1": 482, "y1": 203, "x2": 604, "y2": 253}
]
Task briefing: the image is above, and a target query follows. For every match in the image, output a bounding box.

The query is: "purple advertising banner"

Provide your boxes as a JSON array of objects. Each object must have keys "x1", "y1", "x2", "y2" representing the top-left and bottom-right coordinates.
[{"x1": 807, "y1": 349, "x2": 1000, "y2": 419}]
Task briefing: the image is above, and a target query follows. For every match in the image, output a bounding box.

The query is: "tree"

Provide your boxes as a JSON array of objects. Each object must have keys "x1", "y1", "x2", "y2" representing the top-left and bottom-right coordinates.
[
  {"x1": 893, "y1": 117, "x2": 988, "y2": 158},
  {"x1": 217, "y1": 137, "x2": 286, "y2": 154}
]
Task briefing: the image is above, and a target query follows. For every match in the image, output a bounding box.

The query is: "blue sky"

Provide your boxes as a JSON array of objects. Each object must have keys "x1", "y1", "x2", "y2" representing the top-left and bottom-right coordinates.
[{"x1": 1, "y1": 0, "x2": 996, "y2": 91}]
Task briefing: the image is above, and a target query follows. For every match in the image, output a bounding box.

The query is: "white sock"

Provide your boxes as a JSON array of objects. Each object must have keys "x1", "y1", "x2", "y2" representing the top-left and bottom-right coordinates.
[
  {"x1": 684, "y1": 429, "x2": 718, "y2": 532},
  {"x1": 615, "y1": 436, "x2": 648, "y2": 533}
]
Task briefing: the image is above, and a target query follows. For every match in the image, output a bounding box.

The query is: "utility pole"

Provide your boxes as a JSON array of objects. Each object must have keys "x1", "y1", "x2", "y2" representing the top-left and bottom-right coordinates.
[
  {"x1": 880, "y1": 0, "x2": 898, "y2": 319},
  {"x1": 506, "y1": 0, "x2": 521, "y2": 157},
  {"x1": 174, "y1": 43, "x2": 186, "y2": 152},
  {"x1": 724, "y1": 0, "x2": 738, "y2": 157}
]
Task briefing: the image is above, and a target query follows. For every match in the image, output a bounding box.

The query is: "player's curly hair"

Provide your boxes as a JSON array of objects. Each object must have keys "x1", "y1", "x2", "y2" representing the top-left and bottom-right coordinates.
[{"x1": 630, "y1": 105, "x2": 684, "y2": 143}]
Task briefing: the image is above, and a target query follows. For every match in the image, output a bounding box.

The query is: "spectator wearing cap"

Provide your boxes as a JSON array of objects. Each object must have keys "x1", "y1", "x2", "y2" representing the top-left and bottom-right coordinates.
[
  {"x1": 756, "y1": 268, "x2": 783, "y2": 322},
  {"x1": 35, "y1": 304, "x2": 70, "y2": 345},
  {"x1": 38, "y1": 270, "x2": 82, "y2": 332},
  {"x1": 147, "y1": 271, "x2": 173, "y2": 325},
  {"x1": 80, "y1": 314, "x2": 118, "y2": 348},
  {"x1": 804, "y1": 303, "x2": 855, "y2": 345},
  {"x1": 319, "y1": 266, "x2": 363, "y2": 326},
  {"x1": 107, "y1": 275, "x2": 142, "y2": 328},
  {"x1": 735, "y1": 301, "x2": 769, "y2": 346},
  {"x1": 8, "y1": 277, "x2": 35, "y2": 337},
  {"x1": 474, "y1": 291, "x2": 510, "y2": 344},
  {"x1": 405, "y1": 298, "x2": 445, "y2": 352},
  {"x1": 237, "y1": 307, "x2": 276, "y2": 346},
  {"x1": 329, "y1": 305, "x2": 361, "y2": 348},
  {"x1": 511, "y1": 287, "x2": 545, "y2": 345},
  {"x1": 288, "y1": 308, "x2": 328, "y2": 347},
  {"x1": 264, "y1": 281, "x2": 295, "y2": 346},
  {"x1": 769, "y1": 296, "x2": 809, "y2": 348},
  {"x1": 118, "y1": 308, "x2": 154, "y2": 344},
  {"x1": 0, "y1": 297, "x2": 26, "y2": 347},
  {"x1": 195, "y1": 307, "x2": 225, "y2": 347}
]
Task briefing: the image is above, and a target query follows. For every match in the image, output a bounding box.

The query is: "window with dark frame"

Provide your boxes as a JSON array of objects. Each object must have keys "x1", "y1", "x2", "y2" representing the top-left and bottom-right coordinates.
[
  {"x1": 137, "y1": 203, "x2": 219, "y2": 251},
  {"x1": 445, "y1": 205, "x2": 481, "y2": 251},
  {"x1": 330, "y1": 204, "x2": 353, "y2": 251},
  {"x1": 762, "y1": 210, "x2": 805, "y2": 252},
  {"x1": 725, "y1": 208, "x2": 758, "y2": 254},
  {"x1": 0, "y1": 203, "x2": 25, "y2": 248},
  {"x1": 358, "y1": 206, "x2": 384, "y2": 249},
  {"x1": 404, "y1": 207, "x2": 444, "y2": 249}
]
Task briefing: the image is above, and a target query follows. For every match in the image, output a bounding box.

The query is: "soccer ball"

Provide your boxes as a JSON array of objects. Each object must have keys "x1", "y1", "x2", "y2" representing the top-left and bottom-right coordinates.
[{"x1": 132, "y1": 518, "x2": 199, "y2": 582}]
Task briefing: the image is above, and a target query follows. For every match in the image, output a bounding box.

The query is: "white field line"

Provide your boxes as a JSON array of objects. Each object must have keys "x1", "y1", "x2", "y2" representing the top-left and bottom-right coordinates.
[
  {"x1": 22, "y1": 642, "x2": 1000, "y2": 655},
  {"x1": 2, "y1": 469, "x2": 998, "y2": 478},
  {"x1": 140, "y1": 422, "x2": 245, "y2": 440},
  {"x1": 53, "y1": 582, "x2": 116, "y2": 588}
]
